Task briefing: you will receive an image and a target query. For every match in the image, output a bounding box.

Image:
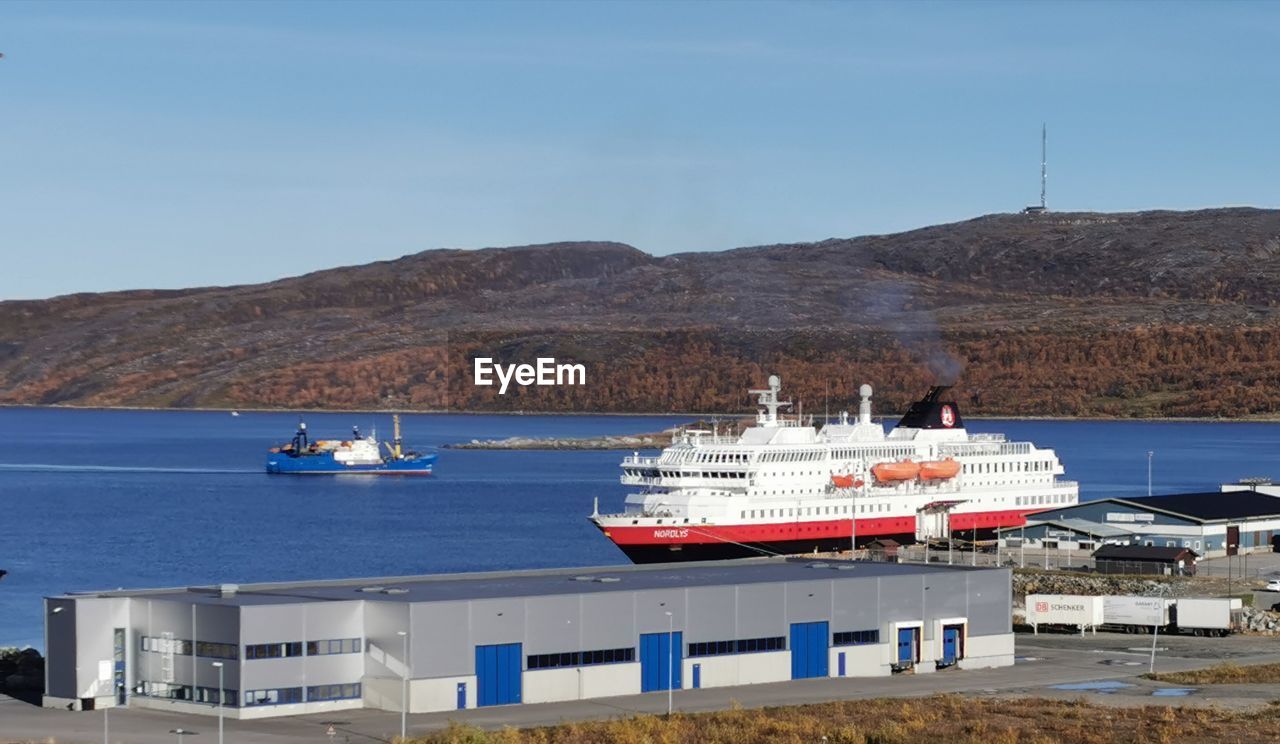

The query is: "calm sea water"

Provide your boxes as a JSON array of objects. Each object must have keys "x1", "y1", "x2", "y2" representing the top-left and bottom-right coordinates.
[{"x1": 2, "y1": 408, "x2": 1279, "y2": 649}]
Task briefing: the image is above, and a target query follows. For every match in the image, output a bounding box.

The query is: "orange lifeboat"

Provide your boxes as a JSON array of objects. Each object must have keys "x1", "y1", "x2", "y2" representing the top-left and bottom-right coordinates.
[
  {"x1": 871, "y1": 460, "x2": 920, "y2": 482},
  {"x1": 919, "y1": 458, "x2": 961, "y2": 480},
  {"x1": 830, "y1": 474, "x2": 865, "y2": 489}
]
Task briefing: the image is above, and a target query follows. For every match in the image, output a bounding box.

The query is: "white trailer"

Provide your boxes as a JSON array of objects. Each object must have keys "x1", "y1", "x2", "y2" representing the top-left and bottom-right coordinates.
[
  {"x1": 1026, "y1": 594, "x2": 1104, "y2": 635},
  {"x1": 1173, "y1": 598, "x2": 1238, "y2": 636},
  {"x1": 1101, "y1": 595, "x2": 1175, "y2": 633}
]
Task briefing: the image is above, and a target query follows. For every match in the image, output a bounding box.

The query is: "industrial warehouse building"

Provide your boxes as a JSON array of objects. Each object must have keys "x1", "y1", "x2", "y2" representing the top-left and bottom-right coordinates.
[
  {"x1": 44, "y1": 558, "x2": 1013, "y2": 719},
  {"x1": 996, "y1": 487, "x2": 1280, "y2": 558}
]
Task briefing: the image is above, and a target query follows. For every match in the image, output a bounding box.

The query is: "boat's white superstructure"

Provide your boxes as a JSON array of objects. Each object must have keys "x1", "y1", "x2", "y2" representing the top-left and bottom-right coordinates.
[{"x1": 591, "y1": 376, "x2": 1078, "y2": 562}]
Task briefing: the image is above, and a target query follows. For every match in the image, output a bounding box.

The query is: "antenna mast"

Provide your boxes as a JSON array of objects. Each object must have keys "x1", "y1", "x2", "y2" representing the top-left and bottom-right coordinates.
[{"x1": 1040, "y1": 123, "x2": 1047, "y2": 210}]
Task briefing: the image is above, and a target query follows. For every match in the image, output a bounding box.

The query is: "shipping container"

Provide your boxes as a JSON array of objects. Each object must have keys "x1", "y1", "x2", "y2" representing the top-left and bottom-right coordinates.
[
  {"x1": 1101, "y1": 595, "x2": 1174, "y2": 632},
  {"x1": 1026, "y1": 594, "x2": 1104, "y2": 634},
  {"x1": 1173, "y1": 598, "x2": 1237, "y2": 636}
]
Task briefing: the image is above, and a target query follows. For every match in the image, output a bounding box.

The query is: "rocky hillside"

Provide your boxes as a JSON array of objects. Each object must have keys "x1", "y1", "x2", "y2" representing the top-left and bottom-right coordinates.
[{"x1": 4, "y1": 208, "x2": 1280, "y2": 415}]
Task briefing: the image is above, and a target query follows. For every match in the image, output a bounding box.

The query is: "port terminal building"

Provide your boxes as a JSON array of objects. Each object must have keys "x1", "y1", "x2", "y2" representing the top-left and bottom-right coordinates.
[
  {"x1": 996, "y1": 487, "x2": 1280, "y2": 558},
  {"x1": 44, "y1": 558, "x2": 1013, "y2": 719}
]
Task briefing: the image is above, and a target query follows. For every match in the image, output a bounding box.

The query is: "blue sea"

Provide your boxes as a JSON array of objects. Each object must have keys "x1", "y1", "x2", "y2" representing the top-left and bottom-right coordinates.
[{"x1": 2, "y1": 408, "x2": 1279, "y2": 649}]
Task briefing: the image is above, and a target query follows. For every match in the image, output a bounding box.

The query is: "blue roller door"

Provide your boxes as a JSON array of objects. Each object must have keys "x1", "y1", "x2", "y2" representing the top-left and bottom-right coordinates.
[
  {"x1": 640, "y1": 631, "x2": 682, "y2": 692},
  {"x1": 942, "y1": 625, "x2": 962, "y2": 666},
  {"x1": 475, "y1": 643, "x2": 522, "y2": 706},
  {"x1": 897, "y1": 628, "x2": 915, "y2": 666},
  {"x1": 790, "y1": 621, "x2": 829, "y2": 679}
]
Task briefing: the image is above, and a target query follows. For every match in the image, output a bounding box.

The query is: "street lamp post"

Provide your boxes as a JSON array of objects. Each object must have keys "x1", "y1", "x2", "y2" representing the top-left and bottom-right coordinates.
[
  {"x1": 1147, "y1": 451, "x2": 1154, "y2": 496},
  {"x1": 210, "y1": 661, "x2": 224, "y2": 744},
  {"x1": 397, "y1": 630, "x2": 409, "y2": 741},
  {"x1": 1149, "y1": 584, "x2": 1167, "y2": 674},
  {"x1": 664, "y1": 611, "x2": 674, "y2": 717}
]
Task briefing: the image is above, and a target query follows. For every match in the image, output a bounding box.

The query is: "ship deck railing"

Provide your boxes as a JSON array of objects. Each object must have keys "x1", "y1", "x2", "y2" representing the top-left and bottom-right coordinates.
[{"x1": 939, "y1": 441, "x2": 1032, "y2": 456}]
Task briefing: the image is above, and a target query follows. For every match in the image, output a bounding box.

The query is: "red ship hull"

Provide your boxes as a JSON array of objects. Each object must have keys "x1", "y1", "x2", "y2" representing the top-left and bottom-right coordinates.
[{"x1": 595, "y1": 508, "x2": 1036, "y2": 564}]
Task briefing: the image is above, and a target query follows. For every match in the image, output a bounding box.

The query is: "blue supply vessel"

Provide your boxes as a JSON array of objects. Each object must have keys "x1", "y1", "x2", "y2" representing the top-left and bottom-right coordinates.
[{"x1": 266, "y1": 414, "x2": 436, "y2": 475}]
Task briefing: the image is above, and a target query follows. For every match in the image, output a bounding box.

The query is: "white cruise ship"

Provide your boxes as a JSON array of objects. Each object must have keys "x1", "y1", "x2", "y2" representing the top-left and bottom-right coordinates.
[{"x1": 590, "y1": 375, "x2": 1078, "y2": 563}]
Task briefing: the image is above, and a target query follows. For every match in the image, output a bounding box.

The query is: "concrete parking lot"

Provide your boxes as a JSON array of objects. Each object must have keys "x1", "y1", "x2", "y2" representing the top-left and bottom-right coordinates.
[{"x1": 5, "y1": 632, "x2": 1280, "y2": 744}]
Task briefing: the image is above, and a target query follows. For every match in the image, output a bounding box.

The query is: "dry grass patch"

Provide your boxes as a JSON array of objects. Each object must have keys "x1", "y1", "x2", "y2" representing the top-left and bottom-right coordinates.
[
  {"x1": 1147, "y1": 662, "x2": 1280, "y2": 685},
  {"x1": 410, "y1": 695, "x2": 1280, "y2": 744}
]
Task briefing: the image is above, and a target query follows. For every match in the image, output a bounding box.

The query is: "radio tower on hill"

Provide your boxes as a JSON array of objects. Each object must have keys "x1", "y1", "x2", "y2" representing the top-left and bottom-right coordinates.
[{"x1": 1023, "y1": 124, "x2": 1047, "y2": 214}]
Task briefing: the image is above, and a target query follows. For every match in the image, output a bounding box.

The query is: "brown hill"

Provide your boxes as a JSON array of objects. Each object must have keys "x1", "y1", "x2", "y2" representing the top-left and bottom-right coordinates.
[{"x1": 4, "y1": 208, "x2": 1280, "y2": 416}]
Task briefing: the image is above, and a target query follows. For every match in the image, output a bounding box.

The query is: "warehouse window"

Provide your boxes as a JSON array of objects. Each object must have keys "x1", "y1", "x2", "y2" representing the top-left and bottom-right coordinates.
[
  {"x1": 140, "y1": 636, "x2": 191, "y2": 656},
  {"x1": 245, "y1": 642, "x2": 303, "y2": 660},
  {"x1": 195, "y1": 686, "x2": 238, "y2": 706},
  {"x1": 833, "y1": 630, "x2": 880, "y2": 646},
  {"x1": 140, "y1": 636, "x2": 237, "y2": 660},
  {"x1": 243, "y1": 687, "x2": 304, "y2": 706},
  {"x1": 306, "y1": 638, "x2": 362, "y2": 656},
  {"x1": 306, "y1": 683, "x2": 362, "y2": 701},
  {"x1": 687, "y1": 636, "x2": 785, "y2": 657},
  {"x1": 527, "y1": 646, "x2": 635, "y2": 670},
  {"x1": 137, "y1": 681, "x2": 192, "y2": 701},
  {"x1": 195, "y1": 641, "x2": 239, "y2": 660}
]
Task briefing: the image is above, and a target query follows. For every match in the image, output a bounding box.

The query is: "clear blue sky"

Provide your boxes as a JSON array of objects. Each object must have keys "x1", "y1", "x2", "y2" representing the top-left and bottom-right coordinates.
[{"x1": 2, "y1": 1, "x2": 1277, "y2": 300}]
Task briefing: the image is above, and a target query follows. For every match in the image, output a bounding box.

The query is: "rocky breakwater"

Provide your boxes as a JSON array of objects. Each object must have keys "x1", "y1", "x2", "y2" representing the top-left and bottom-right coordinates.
[
  {"x1": 1239, "y1": 606, "x2": 1280, "y2": 635},
  {"x1": 1013, "y1": 572, "x2": 1187, "y2": 600},
  {"x1": 449, "y1": 433, "x2": 670, "y2": 450}
]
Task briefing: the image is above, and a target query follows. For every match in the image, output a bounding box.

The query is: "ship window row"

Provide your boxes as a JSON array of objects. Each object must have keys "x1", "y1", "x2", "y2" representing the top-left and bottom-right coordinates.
[
  {"x1": 139, "y1": 636, "x2": 238, "y2": 660},
  {"x1": 963, "y1": 460, "x2": 1053, "y2": 474},
  {"x1": 833, "y1": 629, "x2": 880, "y2": 646},
  {"x1": 689, "y1": 451, "x2": 751, "y2": 464},
  {"x1": 1018, "y1": 493, "x2": 1072, "y2": 506},
  {"x1": 836, "y1": 447, "x2": 915, "y2": 461},
  {"x1": 527, "y1": 646, "x2": 635, "y2": 669},
  {"x1": 746, "y1": 504, "x2": 874, "y2": 519},
  {"x1": 688, "y1": 636, "x2": 786, "y2": 657},
  {"x1": 760, "y1": 450, "x2": 825, "y2": 463},
  {"x1": 652, "y1": 470, "x2": 747, "y2": 479}
]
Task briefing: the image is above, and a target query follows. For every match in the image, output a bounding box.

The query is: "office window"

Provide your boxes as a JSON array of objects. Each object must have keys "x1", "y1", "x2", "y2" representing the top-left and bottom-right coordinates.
[
  {"x1": 833, "y1": 630, "x2": 880, "y2": 646},
  {"x1": 195, "y1": 686, "x2": 238, "y2": 706},
  {"x1": 526, "y1": 646, "x2": 635, "y2": 670},
  {"x1": 140, "y1": 636, "x2": 196, "y2": 656},
  {"x1": 195, "y1": 641, "x2": 239, "y2": 660},
  {"x1": 306, "y1": 683, "x2": 362, "y2": 702},
  {"x1": 243, "y1": 687, "x2": 304, "y2": 706},
  {"x1": 245, "y1": 642, "x2": 303, "y2": 660},
  {"x1": 306, "y1": 638, "x2": 362, "y2": 656},
  {"x1": 138, "y1": 681, "x2": 193, "y2": 701}
]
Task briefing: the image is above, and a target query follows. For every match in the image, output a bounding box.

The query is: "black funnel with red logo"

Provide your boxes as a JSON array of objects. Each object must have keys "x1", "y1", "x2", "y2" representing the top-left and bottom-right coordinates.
[{"x1": 895, "y1": 385, "x2": 964, "y2": 430}]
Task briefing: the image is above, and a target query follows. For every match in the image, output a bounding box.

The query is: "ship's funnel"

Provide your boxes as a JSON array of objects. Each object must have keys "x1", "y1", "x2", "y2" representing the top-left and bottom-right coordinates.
[{"x1": 896, "y1": 386, "x2": 963, "y2": 430}]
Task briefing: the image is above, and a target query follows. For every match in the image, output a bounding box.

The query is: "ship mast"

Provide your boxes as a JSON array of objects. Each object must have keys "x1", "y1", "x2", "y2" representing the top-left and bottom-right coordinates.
[
  {"x1": 749, "y1": 375, "x2": 792, "y2": 425},
  {"x1": 393, "y1": 414, "x2": 403, "y2": 459}
]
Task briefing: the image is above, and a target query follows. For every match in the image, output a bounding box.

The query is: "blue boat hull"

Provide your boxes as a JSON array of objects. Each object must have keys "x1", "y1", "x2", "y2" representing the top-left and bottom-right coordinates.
[{"x1": 265, "y1": 452, "x2": 436, "y2": 475}]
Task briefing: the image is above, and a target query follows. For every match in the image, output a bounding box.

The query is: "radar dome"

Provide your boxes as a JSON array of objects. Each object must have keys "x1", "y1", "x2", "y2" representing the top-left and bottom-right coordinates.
[
  {"x1": 859, "y1": 384, "x2": 873, "y2": 398},
  {"x1": 768, "y1": 374, "x2": 780, "y2": 388}
]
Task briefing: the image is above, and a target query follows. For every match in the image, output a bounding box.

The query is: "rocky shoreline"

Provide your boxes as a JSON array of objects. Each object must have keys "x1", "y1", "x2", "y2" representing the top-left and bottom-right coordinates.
[{"x1": 448, "y1": 433, "x2": 671, "y2": 450}]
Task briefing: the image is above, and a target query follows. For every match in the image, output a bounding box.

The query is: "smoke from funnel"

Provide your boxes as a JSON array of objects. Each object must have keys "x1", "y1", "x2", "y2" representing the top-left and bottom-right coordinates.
[{"x1": 851, "y1": 279, "x2": 964, "y2": 385}]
